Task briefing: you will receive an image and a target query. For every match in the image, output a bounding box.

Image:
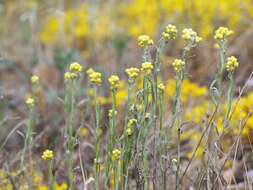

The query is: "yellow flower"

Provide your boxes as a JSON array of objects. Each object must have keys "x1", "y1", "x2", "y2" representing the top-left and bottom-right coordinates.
[
  {"x1": 86, "y1": 68, "x2": 94, "y2": 76},
  {"x1": 226, "y1": 56, "x2": 239, "y2": 72},
  {"x1": 214, "y1": 27, "x2": 233, "y2": 40},
  {"x1": 26, "y1": 97, "x2": 35, "y2": 108},
  {"x1": 108, "y1": 75, "x2": 120, "y2": 90},
  {"x1": 69, "y1": 62, "x2": 82, "y2": 73},
  {"x1": 108, "y1": 109, "x2": 117, "y2": 118},
  {"x1": 112, "y1": 149, "x2": 121, "y2": 161},
  {"x1": 77, "y1": 127, "x2": 89, "y2": 138},
  {"x1": 125, "y1": 67, "x2": 140, "y2": 82},
  {"x1": 39, "y1": 185, "x2": 48, "y2": 190},
  {"x1": 31, "y1": 75, "x2": 39, "y2": 84},
  {"x1": 172, "y1": 59, "x2": 185, "y2": 72},
  {"x1": 158, "y1": 83, "x2": 165, "y2": 93},
  {"x1": 137, "y1": 35, "x2": 153, "y2": 48},
  {"x1": 88, "y1": 71, "x2": 102, "y2": 85},
  {"x1": 126, "y1": 127, "x2": 133, "y2": 136},
  {"x1": 162, "y1": 24, "x2": 177, "y2": 40},
  {"x1": 55, "y1": 183, "x2": 68, "y2": 190},
  {"x1": 127, "y1": 118, "x2": 137, "y2": 127},
  {"x1": 41, "y1": 149, "x2": 54, "y2": 161},
  {"x1": 141, "y1": 62, "x2": 153, "y2": 74},
  {"x1": 64, "y1": 72, "x2": 77, "y2": 81},
  {"x1": 182, "y1": 28, "x2": 202, "y2": 43}
]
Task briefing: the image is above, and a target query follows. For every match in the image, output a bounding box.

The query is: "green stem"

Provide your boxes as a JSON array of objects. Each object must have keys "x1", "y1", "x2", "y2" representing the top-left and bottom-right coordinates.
[{"x1": 49, "y1": 160, "x2": 54, "y2": 190}]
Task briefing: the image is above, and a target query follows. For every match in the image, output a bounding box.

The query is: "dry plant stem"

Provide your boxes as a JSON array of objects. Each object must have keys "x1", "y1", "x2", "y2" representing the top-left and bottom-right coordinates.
[
  {"x1": 180, "y1": 104, "x2": 219, "y2": 183},
  {"x1": 210, "y1": 111, "x2": 252, "y2": 190},
  {"x1": 78, "y1": 141, "x2": 87, "y2": 190}
]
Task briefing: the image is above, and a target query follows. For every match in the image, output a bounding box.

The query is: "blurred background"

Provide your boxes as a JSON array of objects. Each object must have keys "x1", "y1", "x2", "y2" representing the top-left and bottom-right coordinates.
[{"x1": 1, "y1": 0, "x2": 253, "y2": 168}]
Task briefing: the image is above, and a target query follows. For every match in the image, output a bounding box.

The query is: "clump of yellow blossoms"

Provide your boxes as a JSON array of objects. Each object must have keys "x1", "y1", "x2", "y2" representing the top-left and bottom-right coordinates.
[
  {"x1": 69, "y1": 62, "x2": 83, "y2": 73},
  {"x1": 125, "y1": 67, "x2": 140, "y2": 83},
  {"x1": 64, "y1": 72, "x2": 77, "y2": 81},
  {"x1": 182, "y1": 28, "x2": 202, "y2": 43},
  {"x1": 214, "y1": 27, "x2": 234, "y2": 40},
  {"x1": 87, "y1": 69, "x2": 102, "y2": 85},
  {"x1": 64, "y1": 62, "x2": 83, "y2": 81},
  {"x1": 137, "y1": 35, "x2": 153, "y2": 48},
  {"x1": 41, "y1": 149, "x2": 54, "y2": 161},
  {"x1": 86, "y1": 68, "x2": 94, "y2": 75},
  {"x1": 226, "y1": 56, "x2": 239, "y2": 72},
  {"x1": 108, "y1": 109, "x2": 118, "y2": 118},
  {"x1": 141, "y1": 62, "x2": 153, "y2": 74},
  {"x1": 158, "y1": 83, "x2": 165, "y2": 93},
  {"x1": 112, "y1": 149, "x2": 121, "y2": 161},
  {"x1": 162, "y1": 24, "x2": 177, "y2": 40},
  {"x1": 38, "y1": 183, "x2": 68, "y2": 190},
  {"x1": 126, "y1": 118, "x2": 137, "y2": 136},
  {"x1": 172, "y1": 59, "x2": 185, "y2": 72},
  {"x1": 26, "y1": 97, "x2": 35, "y2": 108},
  {"x1": 108, "y1": 75, "x2": 120, "y2": 90},
  {"x1": 31, "y1": 75, "x2": 39, "y2": 84}
]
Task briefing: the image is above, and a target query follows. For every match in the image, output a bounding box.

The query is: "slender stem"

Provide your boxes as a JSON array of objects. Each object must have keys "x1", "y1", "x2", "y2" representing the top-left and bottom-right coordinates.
[
  {"x1": 175, "y1": 128, "x2": 181, "y2": 190},
  {"x1": 49, "y1": 160, "x2": 54, "y2": 190},
  {"x1": 94, "y1": 87, "x2": 101, "y2": 190}
]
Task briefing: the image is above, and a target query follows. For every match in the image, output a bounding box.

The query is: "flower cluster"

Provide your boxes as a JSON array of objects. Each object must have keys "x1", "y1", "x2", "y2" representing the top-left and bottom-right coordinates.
[
  {"x1": 26, "y1": 97, "x2": 35, "y2": 108},
  {"x1": 126, "y1": 118, "x2": 137, "y2": 136},
  {"x1": 137, "y1": 35, "x2": 153, "y2": 48},
  {"x1": 125, "y1": 67, "x2": 139, "y2": 83},
  {"x1": 172, "y1": 59, "x2": 185, "y2": 72},
  {"x1": 108, "y1": 109, "x2": 117, "y2": 118},
  {"x1": 64, "y1": 62, "x2": 83, "y2": 81},
  {"x1": 158, "y1": 83, "x2": 165, "y2": 93},
  {"x1": 182, "y1": 28, "x2": 202, "y2": 43},
  {"x1": 226, "y1": 56, "x2": 239, "y2": 72},
  {"x1": 108, "y1": 75, "x2": 120, "y2": 90},
  {"x1": 162, "y1": 24, "x2": 177, "y2": 40},
  {"x1": 141, "y1": 62, "x2": 153, "y2": 74},
  {"x1": 214, "y1": 27, "x2": 233, "y2": 40},
  {"x1": 64, "y1": 72, "x2": 78, "y2": 81},
  {"x1": 87, "y1": 69, "x2": 102, "y2": 85},
  {"x1": 31, "y1": 75, "x2": 39, "y2": 85},
  {"x1": 69, "y1": 62, "x2": 83, "y2": 73},
  {"x1": 112, "y1": 149, "x2": 121, "y2": 161},
  {"x1": 41, "y1": 149, "x2": 54, "y2": 161}
]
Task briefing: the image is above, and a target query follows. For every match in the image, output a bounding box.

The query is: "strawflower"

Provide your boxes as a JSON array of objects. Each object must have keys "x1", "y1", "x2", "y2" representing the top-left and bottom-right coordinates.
[
  {"x1": 31, "y1": 75, "x2": 39, "y2": 84},
  {"x1": 162, "y1": 24, "x2": 177, "y2": 40},
  {"x1": 141, "y1": 62, "x2": 153, "y2": 74},
  {"x1": 158, "y1": 82, "x2": 165, "y2": 92},
  {"x1": 108, "y1": 75, "x2": 120, "y2": 90},
  {"x1": 214, "y1": 27, "x2": 233, "y2": 40},
  {"x1": 138, "y1": 35, "x2": 153, "y2": 48},
  {"x1": 182, "y1": 28, "x2": 202, "y2": 43},
  {"x1": 125, "y1": 67, "x2": 139, "y2": 82},
  {"x1": 69, "y1": 62, "x2": 82, "y2": 73},
  {"x1": 226, "y1": 56, "x2": 239, "y2": 72},
  {"x1": 88, "y1": 71, "x2": 102, "y2": 85},
  {"x1": 112, "y1": 149, "x2": 121, "y2": 161},
  {"x1": 41, "y1": 149, "x2": 54, "y2": 161},
  {"x1": 172, "y1": 59, "x2": 185, "y2": 72},
  {"x1": 26, "y1": 97, "x2": 35, "y2": 108},
  {"x1": 108, "y1": 109, "x2": 118, "y2": 118}
]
